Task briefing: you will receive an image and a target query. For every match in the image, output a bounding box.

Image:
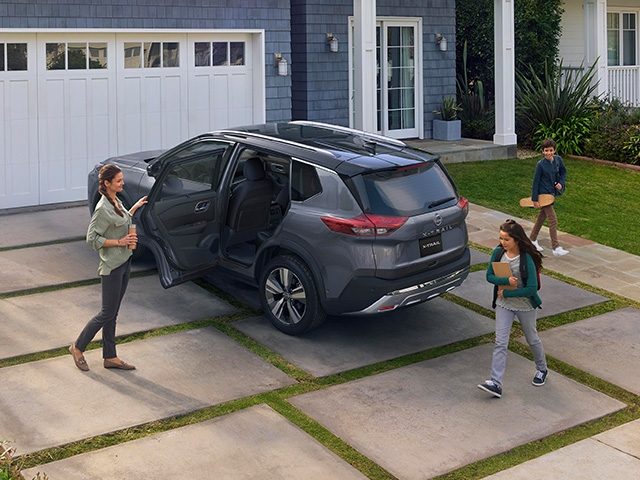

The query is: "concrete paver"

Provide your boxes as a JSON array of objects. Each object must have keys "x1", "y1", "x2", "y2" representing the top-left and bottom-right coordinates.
[
  {"x1": 0, "y1": 275, "x2": 237, "y2": 359},
  {"x1": 0, "y1": 206, "x2": 88, "y2": 248},
  {"x1": 482, "y1": 437, "x2": 640, "y2": 480},
  {"x1": 290, "y1": 344, "x2": 624, "y2": 480},
  {"x1": 22, "y1": 404, "x2": 367, "y2": 480},
  {"x1": 594, "y1": 418, "x2": 640, "y2": 457},
  {"x1": 536, "y1": 307, "x2": 640, "y2": 395},
  {"x1": 451, "y1": 270, "x2": 607, "y2": 318},
  {"x1": 0, "y1": 241, "x2": 152, "y2": 294},
  {"x1": 235, "y1": 297, "x2": 494, "y2": 376},
  {"x1": 470, "y1": 247, "x2": 490, "y2": 265},
  {"x1": 0, "y1": 328, "x2": 295, "y2": 454}
]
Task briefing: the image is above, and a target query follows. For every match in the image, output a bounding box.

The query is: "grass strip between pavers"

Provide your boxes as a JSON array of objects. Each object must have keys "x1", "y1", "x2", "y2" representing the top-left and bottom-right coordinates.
[
  {"x1": 0, "y1": 269, "x2": 156, "y2": 300},
  {"x1": 7, "y1": 259, "x2": 640, "y2": 480},
  {"x1": 0, "y1": 237, "x2": 86, "y2": 253}
]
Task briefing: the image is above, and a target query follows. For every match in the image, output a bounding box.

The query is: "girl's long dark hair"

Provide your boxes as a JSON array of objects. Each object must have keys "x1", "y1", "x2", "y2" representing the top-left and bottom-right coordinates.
[
  {"x1": 499, "y1": 219, "x2": 543, "y2": 272},
  {"x1": 98, "y1": 164, "x2": 124, "y2": 217}
]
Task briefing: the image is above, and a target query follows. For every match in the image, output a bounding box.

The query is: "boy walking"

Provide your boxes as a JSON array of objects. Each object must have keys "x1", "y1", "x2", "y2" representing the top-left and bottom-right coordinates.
[{"x1": 530, "y1": 139, "x2": 569, "y2": 257}]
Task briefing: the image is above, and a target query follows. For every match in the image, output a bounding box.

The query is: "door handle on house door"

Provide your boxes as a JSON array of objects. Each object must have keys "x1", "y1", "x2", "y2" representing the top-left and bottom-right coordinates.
[{"x1": 194, "y1": 201, "x2": 210, "y2": 213}]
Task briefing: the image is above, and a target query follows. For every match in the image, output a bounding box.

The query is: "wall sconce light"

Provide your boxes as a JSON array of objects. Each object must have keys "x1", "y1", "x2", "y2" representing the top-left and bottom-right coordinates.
[
  {"x1": 435, "y1": 33, "x2": 447, "y2": 52},
  {"x1": 274, "y1": 52, "x2": 288, "y2": 76},
  {"x1": 326, "y1": 33, "x2": 339, "y2": 53}
]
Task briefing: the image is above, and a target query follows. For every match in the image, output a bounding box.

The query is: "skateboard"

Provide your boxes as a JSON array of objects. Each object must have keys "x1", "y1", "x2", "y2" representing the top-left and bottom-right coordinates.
[{"x1": 519, "y1": 193, "x2": 555, "y2": 208}]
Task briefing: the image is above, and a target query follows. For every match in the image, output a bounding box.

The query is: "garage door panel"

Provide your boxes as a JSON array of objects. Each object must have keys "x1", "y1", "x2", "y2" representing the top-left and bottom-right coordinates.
[
  {"x1": 212, "y1": 74, "x2": 229, "y2": 129},
  {"x1": 189, "y1": 75, "x2": 211, "y2": 135},
  {"x1": 163, "y1": 74, "x2": 183, "y2": 147}
]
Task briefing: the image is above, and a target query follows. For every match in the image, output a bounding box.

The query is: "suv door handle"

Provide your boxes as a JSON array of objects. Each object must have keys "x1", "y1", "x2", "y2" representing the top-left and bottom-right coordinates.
[{"x1": 194, "y1": 200, "x2": 210, "y2": 213}]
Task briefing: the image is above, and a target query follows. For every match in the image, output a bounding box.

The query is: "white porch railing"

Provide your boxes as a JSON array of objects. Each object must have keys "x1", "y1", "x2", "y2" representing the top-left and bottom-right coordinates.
[{"x1": 608, "y1": 66, "x2": 640, "y2": 107}]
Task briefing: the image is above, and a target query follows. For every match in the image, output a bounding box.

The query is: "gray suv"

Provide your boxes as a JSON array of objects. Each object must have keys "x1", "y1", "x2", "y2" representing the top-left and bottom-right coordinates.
[{"x1": 88, "y1": 122, "x2": 470, "y2": 335}]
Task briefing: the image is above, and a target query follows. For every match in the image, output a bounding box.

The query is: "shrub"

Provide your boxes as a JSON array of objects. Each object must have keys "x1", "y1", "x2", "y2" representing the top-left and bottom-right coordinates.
[
  {"x1": 584, "y1": 99, "x2": 640, "y2": 163},
  {"x1": 533, "y1": 115, "x2": 593, "y2": 155},
  {"x1": 457, "y1": 41, "x2": 494, "y2": 140},
  {"x1": 515, "y1": 59, "x2": 600, "y2": 148}
]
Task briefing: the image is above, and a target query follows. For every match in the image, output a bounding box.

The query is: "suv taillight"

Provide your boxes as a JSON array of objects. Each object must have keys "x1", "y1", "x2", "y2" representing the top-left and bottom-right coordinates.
[
  {"x1": 457, "y1": 196, "x2": 469, "y2": 217},
  {"x1": 321, "y1": 213, "x2": 408, "y2": 237}
]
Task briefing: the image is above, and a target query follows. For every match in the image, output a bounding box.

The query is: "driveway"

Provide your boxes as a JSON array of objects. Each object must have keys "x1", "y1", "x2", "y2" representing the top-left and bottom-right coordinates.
[{"x1": 1, "y1": 204, "x2": 638, "y2": 479}]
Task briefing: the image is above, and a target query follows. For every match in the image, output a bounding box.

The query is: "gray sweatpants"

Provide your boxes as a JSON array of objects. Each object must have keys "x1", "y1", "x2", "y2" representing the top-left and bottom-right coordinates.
[
  {"x1": 75, "y1": 259, "x2": 131, "y2": 358},
  {"x1": 490, "y1": 305, "x2": 547, "y2": 387}
]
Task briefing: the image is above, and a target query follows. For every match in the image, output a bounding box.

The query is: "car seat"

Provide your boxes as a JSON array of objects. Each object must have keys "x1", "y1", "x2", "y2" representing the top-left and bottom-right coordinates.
[{"x1": 224, "y1": 157, "x2": 274, "y2": 247}]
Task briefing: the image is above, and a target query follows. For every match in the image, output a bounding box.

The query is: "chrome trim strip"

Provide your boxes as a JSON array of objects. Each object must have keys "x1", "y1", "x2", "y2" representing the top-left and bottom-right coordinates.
[
  {"x1": 350, "y1": 267, "x2": 469, "y2": 315},
  {"x1": 289, "y1": 121, "x2": 407, "y2": 147}
]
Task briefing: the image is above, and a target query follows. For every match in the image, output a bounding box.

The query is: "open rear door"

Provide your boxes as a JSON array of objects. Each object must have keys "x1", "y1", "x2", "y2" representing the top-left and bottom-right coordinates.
[{"x1": 141, "y1": 139, "x2": 234, "y2": 287}]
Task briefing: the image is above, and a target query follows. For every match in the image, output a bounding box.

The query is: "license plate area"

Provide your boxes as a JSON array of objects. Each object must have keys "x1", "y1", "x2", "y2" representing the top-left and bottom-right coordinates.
[{"x1": 419, "y1": 234, "x2": 443, "y2": 257}]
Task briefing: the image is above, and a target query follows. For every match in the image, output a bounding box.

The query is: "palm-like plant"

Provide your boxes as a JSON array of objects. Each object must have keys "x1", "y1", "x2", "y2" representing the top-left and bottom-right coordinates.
[{"x1": 516, "y1": 59, "x2": 600, "y2": 151}]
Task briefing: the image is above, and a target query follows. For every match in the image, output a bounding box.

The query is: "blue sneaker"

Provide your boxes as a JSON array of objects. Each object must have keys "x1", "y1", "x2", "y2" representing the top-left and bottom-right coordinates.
[
  {"x1": 477, "y1": 380, "x2": 502, "y2": 398},
  {"x1": 532, "y1": 370, "x2": 548, "y2": 386}
]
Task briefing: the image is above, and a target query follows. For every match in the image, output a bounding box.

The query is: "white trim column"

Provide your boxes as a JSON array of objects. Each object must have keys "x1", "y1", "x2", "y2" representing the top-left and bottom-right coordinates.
[
  {"x1": 584, "y1": 0, "x2": 608, "y2": 97},
  {"x1": 353, "y1": 0, "x2": 377, "y2": 133},
  {"x1": 493, "y1": 0, "x2": 517, "y2": 146}
]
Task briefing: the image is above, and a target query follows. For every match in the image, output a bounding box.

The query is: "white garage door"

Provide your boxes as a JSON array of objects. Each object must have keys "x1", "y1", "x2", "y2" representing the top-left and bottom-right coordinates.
[
  {"x1": 0, "y1": 30, "x2": 263, "y2": 209},
  {"x1": 0, "y1": 36, "x2": 38, "y2": 209}
]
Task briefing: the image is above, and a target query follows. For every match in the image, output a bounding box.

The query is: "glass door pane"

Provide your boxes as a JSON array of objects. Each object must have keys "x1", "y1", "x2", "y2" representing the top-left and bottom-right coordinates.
[{"x1": 384, "y1": 25, "x2": 416, "y2": 135}]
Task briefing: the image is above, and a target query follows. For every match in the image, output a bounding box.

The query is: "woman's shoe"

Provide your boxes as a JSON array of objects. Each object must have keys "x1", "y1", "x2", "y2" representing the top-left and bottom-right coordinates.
[{"x1": 69, "y1": 343, "x2": 89, "y2": 371}]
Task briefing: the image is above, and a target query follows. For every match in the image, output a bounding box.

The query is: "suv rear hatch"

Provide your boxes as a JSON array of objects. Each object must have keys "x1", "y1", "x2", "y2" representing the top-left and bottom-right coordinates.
[{"x1": 347, "y1": 160, "x2": 469, "y2": 279}]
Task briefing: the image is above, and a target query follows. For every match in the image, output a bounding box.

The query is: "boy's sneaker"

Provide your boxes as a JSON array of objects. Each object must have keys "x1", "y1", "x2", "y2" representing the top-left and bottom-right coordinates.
[
  {"x1": 532, "y1": 370, "x2": 548, "y2": 386},
  {"x1": 477, "y1": 380, "x2": 502, "y2": 398},
  {"x1": 552, "y1": 246, "x2": 569, "y2": 257},
  {"x1": 532, "y1": 240, "x2": 544, "y2": 252}
]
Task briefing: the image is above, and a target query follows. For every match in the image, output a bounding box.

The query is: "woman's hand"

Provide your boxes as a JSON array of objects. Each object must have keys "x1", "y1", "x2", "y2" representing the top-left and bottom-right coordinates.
[
  {"x1": 533, "y1": 201, "x2": 540, "y2": 208},
  {"x1": 129, "y1": 196, "x2": 148, "y2": 215},
  {"x1": 117, "y1": 232, "x2": 137, "y2": 248},
  {"x1": 497, "y1": 286, "x2": 504, "y2": 299},
  {"x1": 508, "y1": 276, "x2": 518, "y2": 287},
  {"x1": 555, "y1": 183, "x2": 563, "y2": 191}
]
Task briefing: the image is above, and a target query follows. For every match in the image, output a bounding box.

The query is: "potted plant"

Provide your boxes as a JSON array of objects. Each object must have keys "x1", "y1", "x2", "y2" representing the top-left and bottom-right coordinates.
[{"x1": 432, "y1": 96, "x2": 462, "y2": 141}]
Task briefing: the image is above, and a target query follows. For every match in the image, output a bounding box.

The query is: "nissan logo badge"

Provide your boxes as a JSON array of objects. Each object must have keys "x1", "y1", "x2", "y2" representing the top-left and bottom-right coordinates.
[{"x1": 434, "y1": 213, "x2": 443, "y2": 227}]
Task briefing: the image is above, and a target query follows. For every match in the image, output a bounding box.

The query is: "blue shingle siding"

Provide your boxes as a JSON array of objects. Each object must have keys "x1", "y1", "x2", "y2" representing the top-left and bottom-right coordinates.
[{"x1": 291, "y1": 0, "x2": 456, "y2": 137}]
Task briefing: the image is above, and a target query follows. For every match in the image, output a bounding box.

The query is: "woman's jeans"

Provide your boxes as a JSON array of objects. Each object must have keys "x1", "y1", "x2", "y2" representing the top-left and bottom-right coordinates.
[
  {"x1": 490, "y1": 305, "x2": 547, "y2": 387},
  {"x1": 75, "y1": 259, "x2": 131, "y2": 358}
]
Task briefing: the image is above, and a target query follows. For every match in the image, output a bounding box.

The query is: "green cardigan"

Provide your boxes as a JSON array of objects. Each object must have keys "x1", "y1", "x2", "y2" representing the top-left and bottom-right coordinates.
[{"x1": 486, "y1": 246, "x2": 542, "y2": 309}]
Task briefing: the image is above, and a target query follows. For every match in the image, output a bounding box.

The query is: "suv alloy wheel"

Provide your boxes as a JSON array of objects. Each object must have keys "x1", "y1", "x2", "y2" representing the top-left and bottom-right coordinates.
[{"x1": 259, "y1": 255, "x2": 326, "y2": 335}]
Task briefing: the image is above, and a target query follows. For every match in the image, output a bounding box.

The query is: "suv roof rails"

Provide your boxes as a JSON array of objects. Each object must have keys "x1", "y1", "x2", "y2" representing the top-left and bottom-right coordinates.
[
  {"x1": 289, "y1": 121, "x2": 407, "y2": 148},
  {"x1": 212, "y1": 129, "x2": 337, "y2": 159}
]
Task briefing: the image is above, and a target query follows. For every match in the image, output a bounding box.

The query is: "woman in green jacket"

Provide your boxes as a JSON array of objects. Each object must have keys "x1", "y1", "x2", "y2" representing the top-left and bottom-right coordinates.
[
  {"x1": 477, "y1": 219, "x2": 547, "y2": 398},
  {"x1": 69, "y1": 164, "x2": 147, "y2": 372}
]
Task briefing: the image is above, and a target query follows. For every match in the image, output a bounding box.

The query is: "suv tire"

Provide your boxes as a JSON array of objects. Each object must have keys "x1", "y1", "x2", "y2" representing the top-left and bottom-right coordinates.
[{"x1": 259, "y1": 255, "x2": 326, "y2": 335}]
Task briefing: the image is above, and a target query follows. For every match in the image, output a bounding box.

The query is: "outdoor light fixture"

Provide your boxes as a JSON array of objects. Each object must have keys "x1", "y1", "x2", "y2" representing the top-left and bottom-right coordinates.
[
  {"x1": 435, "y1": 33, "x2": 447, "y2": 52},
  {"x1": 326, "y1": 33, "x2": 339, "y2": 53},
  {"x1": 274, "y1": 52, "x2": 288, "y2": 76}
]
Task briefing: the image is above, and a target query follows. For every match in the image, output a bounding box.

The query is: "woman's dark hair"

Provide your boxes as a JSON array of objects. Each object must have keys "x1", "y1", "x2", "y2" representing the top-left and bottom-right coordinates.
[
  {"x1": 499, "y1": 219, "x2": 543, "y2": 272},
  {"x1": 98, "y1": 164, "x2": 124, "y2": 217}
]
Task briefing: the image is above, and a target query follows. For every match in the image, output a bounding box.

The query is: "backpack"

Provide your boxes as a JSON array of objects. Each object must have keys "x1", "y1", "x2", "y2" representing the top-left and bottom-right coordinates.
[{"x1": 495, "y1": 246, "x2": 541, "y2": 291}]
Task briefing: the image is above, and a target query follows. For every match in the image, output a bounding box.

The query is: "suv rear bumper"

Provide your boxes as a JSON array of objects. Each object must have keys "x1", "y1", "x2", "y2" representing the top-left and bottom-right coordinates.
[{"x1": 323, "y1": 248, "x2": 470, "y2": 315}]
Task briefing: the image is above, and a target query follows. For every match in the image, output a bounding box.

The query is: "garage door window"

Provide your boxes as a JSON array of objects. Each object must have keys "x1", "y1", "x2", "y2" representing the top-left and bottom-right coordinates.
[
  {"x1": 0, "y1": 43, "x2": 28, "y2": 71},
  {"x1": 124, "y1": 42, "x2": 180, "y2": 68},
  {"x1": 45, "y1": 42, "x2": 107, "y2": 70},
  {"x1": 194, "y1": 41, "x2": 245, "y2": 67}
]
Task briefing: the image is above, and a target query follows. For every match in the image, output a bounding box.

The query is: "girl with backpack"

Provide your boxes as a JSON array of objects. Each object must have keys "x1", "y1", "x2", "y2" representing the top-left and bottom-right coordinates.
[{"x1": 477, "y1": 219, "x2": 548, "y2": 398}]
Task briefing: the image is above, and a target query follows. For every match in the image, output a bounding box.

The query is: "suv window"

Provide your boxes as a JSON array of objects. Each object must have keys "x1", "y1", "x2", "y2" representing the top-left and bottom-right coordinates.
[
  {"x1": 291, "y1": 161, "x2": 322, "y2": 201},
  {"x1": 158, "y1": 141, "x2": 230, "y2": 200},
  {"x1": 350, "y1": 162, "x2": 456, "y2": 216}
]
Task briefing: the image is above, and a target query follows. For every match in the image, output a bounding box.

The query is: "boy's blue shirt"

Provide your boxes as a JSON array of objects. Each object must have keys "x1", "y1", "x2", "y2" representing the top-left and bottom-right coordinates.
[{"x1": 531, "y1": 155, "x2": 567, "y2": 201}]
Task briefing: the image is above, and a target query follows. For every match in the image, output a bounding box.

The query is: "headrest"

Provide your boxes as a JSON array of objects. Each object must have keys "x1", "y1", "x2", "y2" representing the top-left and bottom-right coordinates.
[{"x1": 243, "y1": 157, "x2": 265, "y2": 181}]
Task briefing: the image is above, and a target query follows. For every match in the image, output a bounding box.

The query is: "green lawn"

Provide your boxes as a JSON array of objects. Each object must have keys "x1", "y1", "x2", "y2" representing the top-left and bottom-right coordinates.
[{"x1": 445, "y1": 156, "x2": 640, "y2": 256}]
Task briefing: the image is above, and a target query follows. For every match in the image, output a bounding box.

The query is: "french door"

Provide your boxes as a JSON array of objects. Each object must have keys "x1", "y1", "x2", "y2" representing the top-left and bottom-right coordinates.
[{"x1": 351, "y1": 18, "x2": 422, "y2": 138}]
